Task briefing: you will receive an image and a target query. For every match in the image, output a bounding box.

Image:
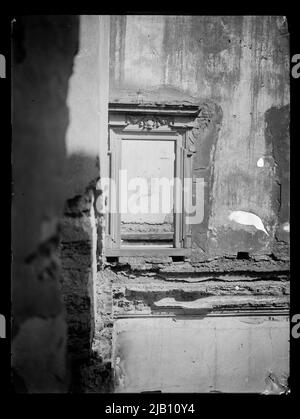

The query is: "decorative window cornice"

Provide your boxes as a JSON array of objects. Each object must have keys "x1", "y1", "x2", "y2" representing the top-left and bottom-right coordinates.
[
  {"x1": 125, "y1": 114, "x2": 175, "y2": 130},
  {"x1": 108, "y1": 100, "x2": 216, "y2": 136}
]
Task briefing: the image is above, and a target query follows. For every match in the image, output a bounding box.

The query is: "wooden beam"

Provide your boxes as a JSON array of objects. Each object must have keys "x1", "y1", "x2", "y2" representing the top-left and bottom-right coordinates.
[
  {"x1": 121, "y1": 232, "x2": 174, "y2": 241},
  {"x1": 104, "y1": 247, "x2": 190, "y2": 257}
]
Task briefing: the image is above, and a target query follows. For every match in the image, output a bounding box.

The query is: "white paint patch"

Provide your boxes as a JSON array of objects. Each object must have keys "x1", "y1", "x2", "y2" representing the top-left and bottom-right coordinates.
[
  {"x1": 257, "y1": 157, "x2": 264, "y2": 167},
  {"x1": 283, "y1": 222, "x2": 290, "y2": 233},
  {"x1": 229, "y1": 211, "x2": 269, "y2": 235}
]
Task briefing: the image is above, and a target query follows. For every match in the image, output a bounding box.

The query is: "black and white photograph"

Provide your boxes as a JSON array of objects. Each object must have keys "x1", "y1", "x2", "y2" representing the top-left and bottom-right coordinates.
[{"x1": 4, "y1": 12, "x2": 298, "y2": 403}]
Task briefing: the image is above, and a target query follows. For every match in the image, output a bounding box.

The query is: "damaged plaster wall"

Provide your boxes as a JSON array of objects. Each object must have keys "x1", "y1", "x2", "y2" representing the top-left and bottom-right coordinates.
[
  {"x1": 108, "y1": 254, "x2": 289, "y2": 393},
  {"x1": 11, "y1": 16, "x2": 79, "y2": 392},
  {"x1": 104, "y1": 16, "x2": 291, "y2": 393},
  {"x1": 113, "y1": 316, "x2": 289, "y2": 393},
  {"x1": 19, "y1": 15, "x2": 288, "y2": 393},
  {"x1": 57, "y1": 15, "x2": 112, "y2": 392},
  {"x1": 110, "y1": 15, "x2": 290, "y2": 257},
  {"x1": 265, "y1": 105, "x2": 290, "y2": 259},
  {"x1": 59, "y1": 191, "x2": 97, "y2": 391},
  {"x1": 108, "y1": 88, "x2": 223, "y2": 255}
]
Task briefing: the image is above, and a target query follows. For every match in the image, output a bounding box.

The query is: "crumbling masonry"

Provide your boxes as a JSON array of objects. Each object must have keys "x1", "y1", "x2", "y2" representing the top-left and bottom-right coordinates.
[{"x1": 12, "y1": 15, "x2": 290, "y2": 393}]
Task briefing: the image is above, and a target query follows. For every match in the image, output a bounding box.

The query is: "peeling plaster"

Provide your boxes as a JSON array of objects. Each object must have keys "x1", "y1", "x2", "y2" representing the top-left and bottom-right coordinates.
[
  {"x1": 257, "y1": 157, "x2": 264, "y2": 167},
  {"x1": 282, "y1": 222, "x2": 290, "y2": 233},
  {"x1": 262, "y1": 371, "x2": 289, "y2": 395},
  {"x1": 154, "y1": 295, "x2": 281, "y2": 311},
  {"x1": 228, "y1": 211, "x2": 269, "y2": 235}
]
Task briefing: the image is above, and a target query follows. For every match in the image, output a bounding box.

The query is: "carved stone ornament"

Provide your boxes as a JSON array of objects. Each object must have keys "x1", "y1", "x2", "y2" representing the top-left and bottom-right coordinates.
[
  {"x1": 125, "y1": 115, "x2": 174, "y2": 130},
  {"x1": 193, "y1": 103, "x2": 214, "y2": 131}
]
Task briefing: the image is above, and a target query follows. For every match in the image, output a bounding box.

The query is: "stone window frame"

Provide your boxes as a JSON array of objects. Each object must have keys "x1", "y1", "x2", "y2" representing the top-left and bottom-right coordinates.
[{"x1": 104, "y1": 102, "x2": 200, "y2": 257}]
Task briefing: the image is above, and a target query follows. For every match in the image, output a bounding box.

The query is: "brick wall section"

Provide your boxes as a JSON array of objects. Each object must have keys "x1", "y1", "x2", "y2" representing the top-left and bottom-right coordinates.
[
  {"x1": 58, "y1": 190, "x2": 113, "y2": 392},
  {"x1": 59, "y1": 191, "x2": 96, "y2": 362}
]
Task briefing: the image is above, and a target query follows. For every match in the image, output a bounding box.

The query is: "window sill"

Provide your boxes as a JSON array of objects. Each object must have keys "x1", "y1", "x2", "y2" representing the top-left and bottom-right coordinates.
[{"x1": 104, "y1": 247, "x2": 191, "y2": 257}]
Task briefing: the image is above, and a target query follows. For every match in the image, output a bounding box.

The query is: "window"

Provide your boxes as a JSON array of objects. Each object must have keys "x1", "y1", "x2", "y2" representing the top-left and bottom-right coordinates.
[{"x1": 104, "y1": 103, "x2": 198, "y2": 257}]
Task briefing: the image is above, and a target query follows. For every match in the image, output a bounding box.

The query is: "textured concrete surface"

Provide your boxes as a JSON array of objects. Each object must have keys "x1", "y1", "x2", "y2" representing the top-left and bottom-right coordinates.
[{"x1": 113, "y1": 316, "x2": 289, "y2": 393}]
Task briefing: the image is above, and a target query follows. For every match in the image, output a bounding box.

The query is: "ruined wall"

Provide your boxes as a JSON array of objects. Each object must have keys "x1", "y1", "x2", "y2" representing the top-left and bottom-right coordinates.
[
  {"x1": 11, "y1": 14, "x2": 111, "y2": 394},
  {"x1": 58, "y1": 15, "x2": 112, "y2": 392},
  {"x1": 11, "y1": 15, "x2": 79, "y2": 392},
  {"x1": 107, "y1": 254, "x2": 289, "y2": 393},
  {"x1": 105, "y1": 16, "x2": 290, "y2": 393},
  {"x1": 13, "y1": 15, "x2": 289, "y2": 393},
  {"x1": 110, "y1": 15, "x2": 290, "y2": 258},
  {"x1": 59, "y1": 191, "x2": 97, "y2": 390}
]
